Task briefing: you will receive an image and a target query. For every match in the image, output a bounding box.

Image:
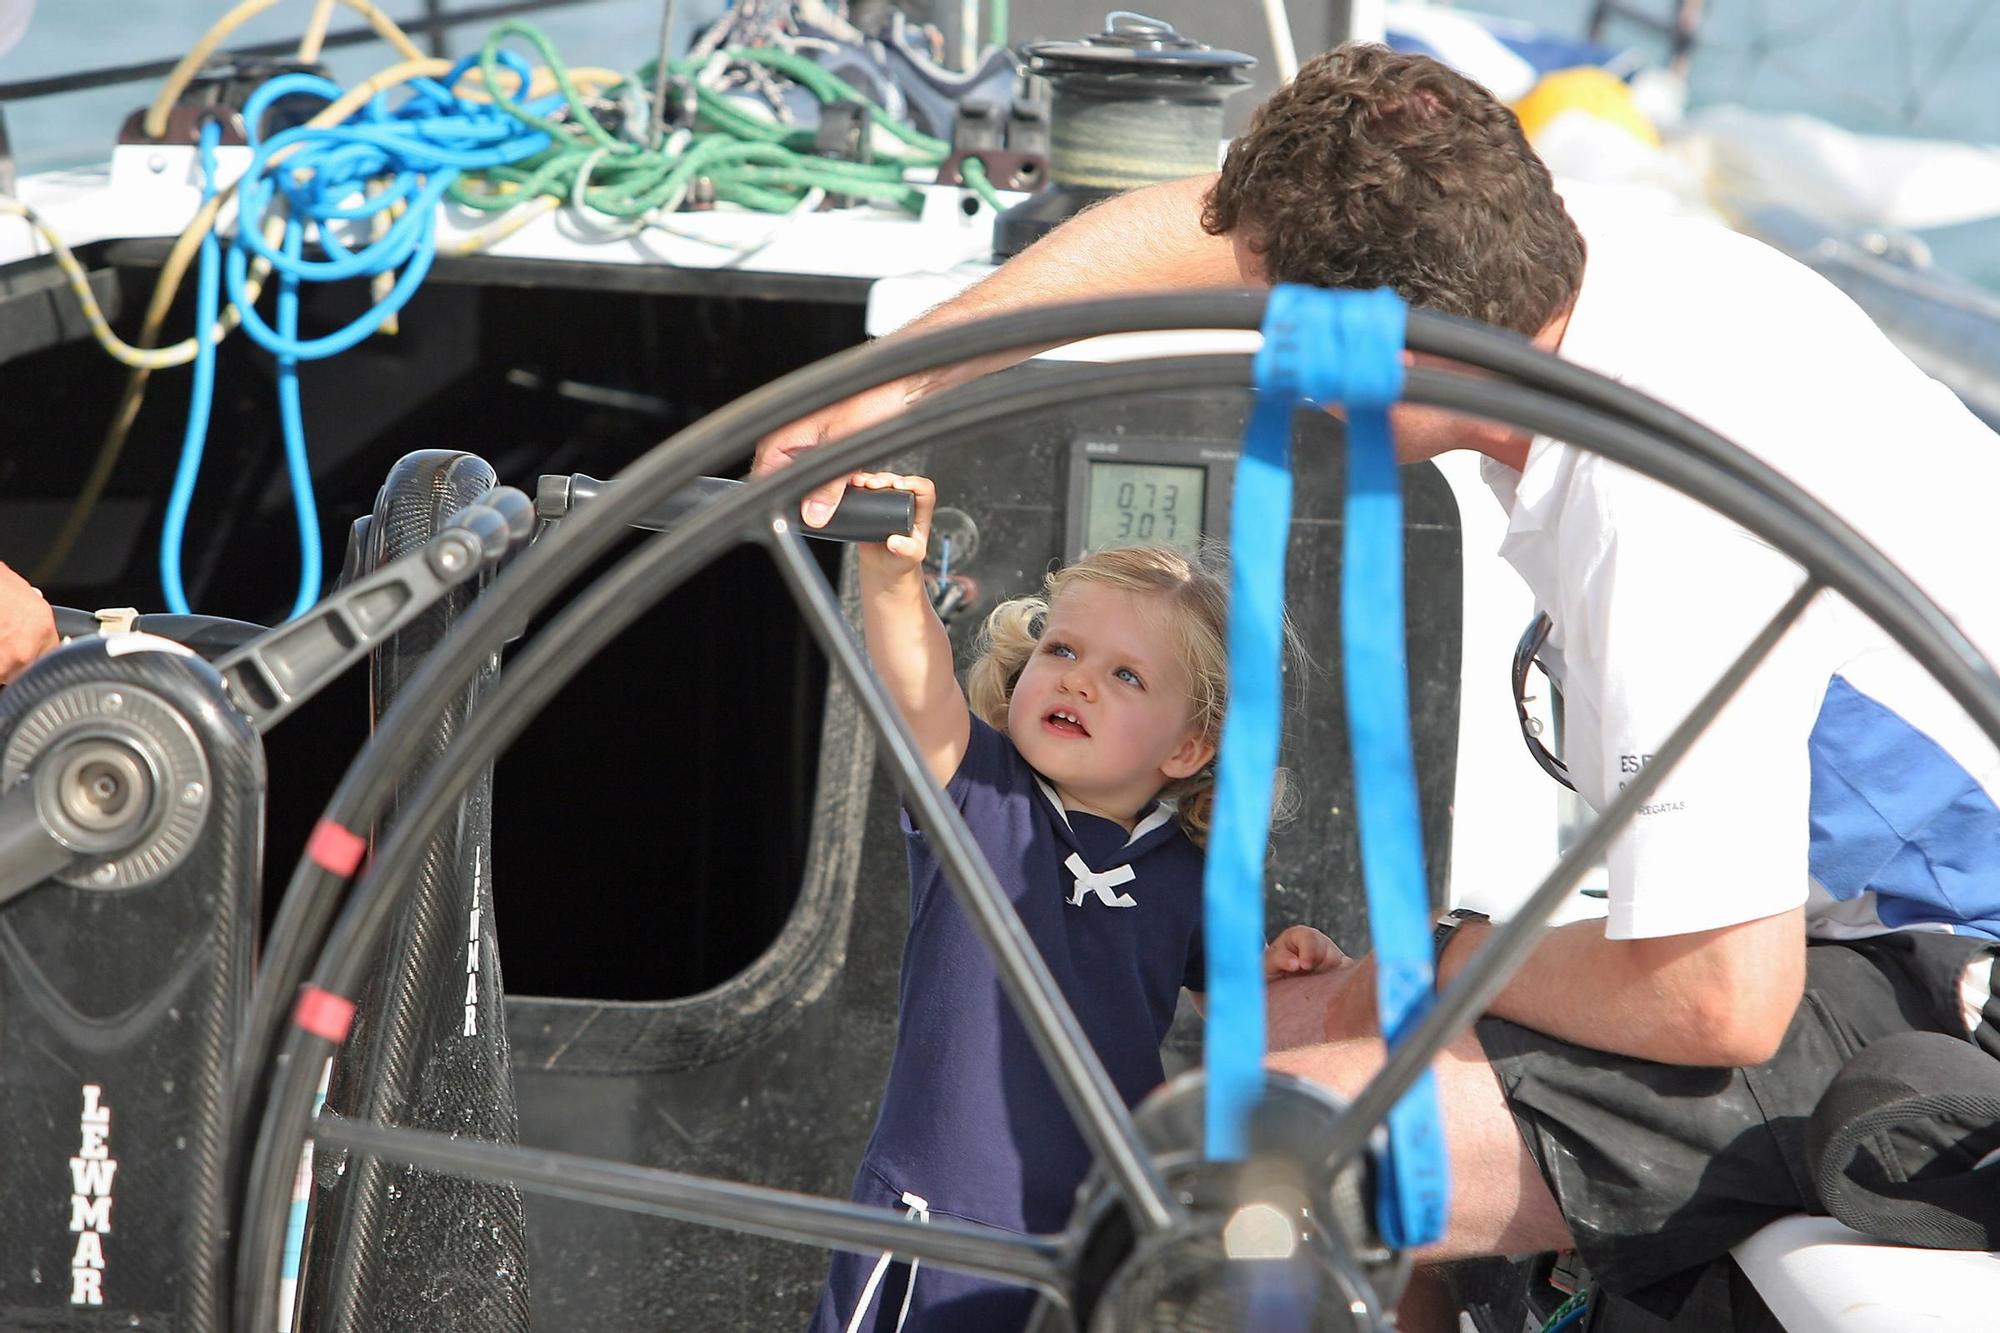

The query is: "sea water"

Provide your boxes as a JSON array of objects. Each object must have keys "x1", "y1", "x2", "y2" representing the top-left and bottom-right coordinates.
[{"x1": 1, "y1": 0, "x2": 1995, "y2": 287}]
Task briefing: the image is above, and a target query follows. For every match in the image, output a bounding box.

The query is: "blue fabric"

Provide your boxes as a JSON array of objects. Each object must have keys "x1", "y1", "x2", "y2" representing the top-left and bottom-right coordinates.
[
  {"x1": 1214, "y1": 284, "x2": 1447, "y2": 1247},
  {"x1": 1810, "y1": 676, "x2": 2000, "y2": 939},
  {"x1": 1384, "y1": 18, "x2": 1624, "y2": 84},
  {"x1": 827, "y1": 714, "x2": 1201, "y2": 1331}
]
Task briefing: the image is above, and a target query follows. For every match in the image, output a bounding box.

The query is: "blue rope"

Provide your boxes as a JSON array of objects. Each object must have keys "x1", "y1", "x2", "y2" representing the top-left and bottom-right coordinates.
[
  {"x1": 159, "y1": 57, "x2": 557, "y2": 619},
  {"x1": 1546, "y1": 1300, "x2": 1589, "y2": 1333},
  {"x1": 222, "y1": 63, "x2": 554, "y2": 360},
  {"x1": 1204, "y1": 285, "x2": 1448, "y2": 1249},
  {"x1": 273, "y1": 217, "x2": 321, "y2": 621},
  {"x1": 158, "y1": 119, "x2": 226, "y2": 616}
]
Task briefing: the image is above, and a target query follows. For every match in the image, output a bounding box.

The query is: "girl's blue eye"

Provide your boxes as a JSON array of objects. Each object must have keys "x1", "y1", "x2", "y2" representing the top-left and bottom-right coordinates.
[
  {"x1": 1116, "y1": 668, "x2": 1143, "y2": 687},
  {"x1": 1046, "y1": 642, "x2": 1075, "y2": 659}
]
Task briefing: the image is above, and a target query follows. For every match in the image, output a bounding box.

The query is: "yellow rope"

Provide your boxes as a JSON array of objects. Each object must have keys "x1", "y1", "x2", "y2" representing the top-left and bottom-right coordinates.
[
  {"x1": 22, "y1": 56, "x2": 478, "y2": 578},
  {"x1": 2, "y1": 59, "x2": 454, "y2": 374},
  {"x1": 296, "y1": 0, "x2": 341, "y2": 64},
  {"x1": 29, "y1": 13, "x2": 629, "y2": 577},
  {"x1": 143, "y1": 0, "x2": 426, "y2": 139}
]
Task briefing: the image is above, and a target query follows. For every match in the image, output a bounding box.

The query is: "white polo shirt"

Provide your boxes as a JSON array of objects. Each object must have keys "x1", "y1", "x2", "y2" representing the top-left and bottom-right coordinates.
[{"x1": 1487, "y1": 205, "x2": 2000, "y2": 942}]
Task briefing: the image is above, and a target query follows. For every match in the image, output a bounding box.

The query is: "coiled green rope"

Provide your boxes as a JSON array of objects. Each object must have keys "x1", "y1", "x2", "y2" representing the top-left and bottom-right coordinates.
[{"x1": 449, "y1": 20, "x2": 1005, "y2": 220}]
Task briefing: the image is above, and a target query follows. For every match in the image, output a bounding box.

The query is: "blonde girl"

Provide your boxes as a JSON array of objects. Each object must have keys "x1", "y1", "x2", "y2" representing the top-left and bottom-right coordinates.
[{"x1": 809, "y1": 473, "x2": 1332, "y2": 1333}]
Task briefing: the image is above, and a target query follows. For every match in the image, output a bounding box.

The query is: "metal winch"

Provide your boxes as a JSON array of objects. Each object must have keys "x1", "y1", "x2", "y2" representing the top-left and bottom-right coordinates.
[{"x1": 995, "y1": 11, "x2": 1254, "y2": 257}]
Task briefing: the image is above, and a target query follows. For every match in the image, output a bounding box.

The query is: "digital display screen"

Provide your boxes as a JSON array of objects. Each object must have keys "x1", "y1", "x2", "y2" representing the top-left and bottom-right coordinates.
[{"x1": 1084, "y1": 462, "x2": 1206, "y2": 554}]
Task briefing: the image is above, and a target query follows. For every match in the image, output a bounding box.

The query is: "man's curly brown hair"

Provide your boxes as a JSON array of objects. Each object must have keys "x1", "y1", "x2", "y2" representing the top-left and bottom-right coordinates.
[{"x1": 1203, "y1": 44, "x2": 1585, "y2": 336}]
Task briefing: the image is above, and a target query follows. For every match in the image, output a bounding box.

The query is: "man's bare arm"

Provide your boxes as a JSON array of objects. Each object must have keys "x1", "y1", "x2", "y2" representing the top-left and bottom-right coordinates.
[
  {"x1": 1308, "y1": 908, "x2": 1809, "y2": 1067},
  {"x1": 754, "y1": 174, "x2": 1260, "y2": 523},
  {"x1": 1448, "y1": 909, "x2": 1806, "y2": 1066},
  {"x1": 0, "y1": 561, "x2": 57, "y2": 684}
]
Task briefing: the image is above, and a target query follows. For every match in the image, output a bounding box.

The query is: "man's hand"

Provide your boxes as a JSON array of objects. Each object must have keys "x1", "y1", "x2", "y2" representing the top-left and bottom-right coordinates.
[
  {"x1": 1264, "y1": 924, "x2": 1346, "y2": 979},
  {"x1": 753, "y1": 379, "x2": 917, "y2": 530},
  {"x1": 749, "y1": 176, "x2": 1249, "y2": 531},
  {"x1": 0, "y1": 561, "x2": 57, "y2": 684}
]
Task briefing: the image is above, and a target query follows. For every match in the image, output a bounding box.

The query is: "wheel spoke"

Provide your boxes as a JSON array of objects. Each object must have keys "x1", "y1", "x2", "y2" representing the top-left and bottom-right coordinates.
[{"x1": 311, "y1": 1116, "x2": 1070, "y2": 1295}]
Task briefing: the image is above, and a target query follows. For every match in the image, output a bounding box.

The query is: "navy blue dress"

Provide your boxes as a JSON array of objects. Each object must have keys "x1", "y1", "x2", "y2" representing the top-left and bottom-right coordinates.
[{"x1": 808, "y1": 715, "x2": 1206, "y2": 1333}]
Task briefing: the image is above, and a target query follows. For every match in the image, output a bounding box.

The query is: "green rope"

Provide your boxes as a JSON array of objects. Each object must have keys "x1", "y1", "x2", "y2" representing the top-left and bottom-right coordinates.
[
  {"x1": 958, "y1": 156, "x2": 1006, "y2": 212},
  {"x1": 446, "y1": 19, "x2": 992, "y2": 224},
  {"x1": 1539, "y1": 1286, "x2": 1589, "y2": 1333},
  {"x1": 708, "y1": 46, "x2": 951, "y2": 161}
]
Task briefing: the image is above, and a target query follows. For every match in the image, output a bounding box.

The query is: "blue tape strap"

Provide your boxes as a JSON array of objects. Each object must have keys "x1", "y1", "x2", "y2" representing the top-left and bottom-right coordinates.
[
  {"x1": 1206, "y1": 288, "x2": 1389, "y2": 1161},
  {"x1": 1332, "y1": 291, "x2": 1450, "y2": 1248},
  {"x1": 1203, "y1": 384, "x2": 1291, "y2": 1160},
  {"x1": 1205, "y1": 285, "x2": 1448, "y2": 1246}
]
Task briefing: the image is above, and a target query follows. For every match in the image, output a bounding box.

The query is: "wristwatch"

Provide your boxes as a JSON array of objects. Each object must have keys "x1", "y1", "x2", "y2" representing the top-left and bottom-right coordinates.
[{"x1": 1432, "y1": 907, "x2": 1490, "y2": 965}]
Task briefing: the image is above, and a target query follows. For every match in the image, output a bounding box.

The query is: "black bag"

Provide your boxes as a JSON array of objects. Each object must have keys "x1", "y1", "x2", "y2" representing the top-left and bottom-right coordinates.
[{"x1": 1808, "y1": 1030, "x2": 2000, "y2": 1250}]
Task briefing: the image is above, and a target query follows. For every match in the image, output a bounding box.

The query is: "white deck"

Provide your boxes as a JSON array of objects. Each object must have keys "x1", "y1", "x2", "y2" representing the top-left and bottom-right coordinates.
[
  {"x1": 1736, "y1": 1216, "x2": 2000, "y2": 1332},
  {"x1": 1, "y1": 144, "x2": 1013, "y2": 285}
]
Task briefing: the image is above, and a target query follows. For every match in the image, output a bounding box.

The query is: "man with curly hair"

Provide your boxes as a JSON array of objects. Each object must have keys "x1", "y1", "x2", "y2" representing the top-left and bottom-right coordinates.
[{"x1": 758, "y1": 44, "x2": 2000, "y2": 1326}]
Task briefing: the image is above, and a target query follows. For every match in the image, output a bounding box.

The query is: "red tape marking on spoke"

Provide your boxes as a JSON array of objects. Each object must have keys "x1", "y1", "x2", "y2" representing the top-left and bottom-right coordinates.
[
  {"x1": 293, "y1": 986, "x2": 356, "y2": 1042},
  {"x1": 306, "y1": 819, "x2": 366, "y2": 876}
]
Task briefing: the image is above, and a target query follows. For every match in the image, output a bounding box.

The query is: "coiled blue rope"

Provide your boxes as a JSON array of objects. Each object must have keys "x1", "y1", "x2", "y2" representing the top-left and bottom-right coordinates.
[
  {"x1": 1205, "y1": 284, "x2": 1448, "y2": 1249},
  {"x1": 224, "y1": 59, "x2": 556, "y2": 356},
  {"x1": 161, "y1": 56, "x2": 557, "y2": 619}
]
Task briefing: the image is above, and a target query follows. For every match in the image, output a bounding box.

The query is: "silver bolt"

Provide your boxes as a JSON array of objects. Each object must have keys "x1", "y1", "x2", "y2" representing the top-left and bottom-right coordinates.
[
  {"x1": 148, "y1": 154, "x2": 167, "y2": 174},
  {"x1": 93, "y1": 864, "x2": 116, "y2": 884},
  {"x1": 438, "y1": 542, "x2": 468, "y2": 573},
  {"x1": 103, "y1": 693, "x2": 124, "y2": 711},
  {"x1": 182, "y1": 782, "x2": 204, "y2": 805}
]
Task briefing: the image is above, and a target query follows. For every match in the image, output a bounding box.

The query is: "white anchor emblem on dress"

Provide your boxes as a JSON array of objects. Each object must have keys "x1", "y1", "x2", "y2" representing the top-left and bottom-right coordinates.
[{"x1": 1065, "y1": 853, "x2": 1137, "y2": 908}]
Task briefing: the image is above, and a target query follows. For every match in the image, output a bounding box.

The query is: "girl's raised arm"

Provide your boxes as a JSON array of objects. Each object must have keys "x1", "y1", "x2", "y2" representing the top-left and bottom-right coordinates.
[{"x1": 855, "y1": 474, "x2": 970, "y2": 784}]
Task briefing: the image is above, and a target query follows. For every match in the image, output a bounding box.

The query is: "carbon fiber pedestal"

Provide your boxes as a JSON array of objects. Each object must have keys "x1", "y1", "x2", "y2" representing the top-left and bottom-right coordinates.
[{"x1": 299, "y1": 451, "x2": 532, "y2": 1333}]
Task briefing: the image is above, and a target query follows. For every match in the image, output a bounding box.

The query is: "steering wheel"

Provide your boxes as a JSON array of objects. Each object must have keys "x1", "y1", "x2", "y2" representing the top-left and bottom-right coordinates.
[{"x1": 226, "y1": 292, "x2": 2000, "y2": 1332}]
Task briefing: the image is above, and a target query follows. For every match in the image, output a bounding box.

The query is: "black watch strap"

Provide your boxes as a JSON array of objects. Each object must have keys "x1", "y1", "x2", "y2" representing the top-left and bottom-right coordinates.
[{"x1": 1432, "y1": 907, "x2": 1490, "y2": 965}]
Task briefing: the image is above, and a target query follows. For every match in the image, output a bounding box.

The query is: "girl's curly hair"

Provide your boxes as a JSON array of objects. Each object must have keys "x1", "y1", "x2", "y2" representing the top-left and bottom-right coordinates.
[{"x1": 965, "y1": 543, "x2": 1301, "y2": 845}]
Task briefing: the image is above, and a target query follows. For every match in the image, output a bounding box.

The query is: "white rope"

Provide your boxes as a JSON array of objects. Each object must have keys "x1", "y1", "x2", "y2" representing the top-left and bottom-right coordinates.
[{"x1": 842, "y1": 1191, "x2": 930, "y2": 1333}]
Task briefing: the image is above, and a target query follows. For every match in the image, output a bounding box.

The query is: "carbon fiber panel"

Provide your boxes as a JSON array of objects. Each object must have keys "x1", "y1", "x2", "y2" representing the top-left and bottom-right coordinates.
[{"x1": 300, "y1": 451, "x2": 531, "y2": 1333}]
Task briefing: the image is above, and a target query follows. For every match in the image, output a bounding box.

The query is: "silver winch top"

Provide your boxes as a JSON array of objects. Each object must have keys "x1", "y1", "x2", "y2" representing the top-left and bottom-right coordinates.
[{"x1": 1022, "y1": 11, "x2": 1256, "y2": 98}]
